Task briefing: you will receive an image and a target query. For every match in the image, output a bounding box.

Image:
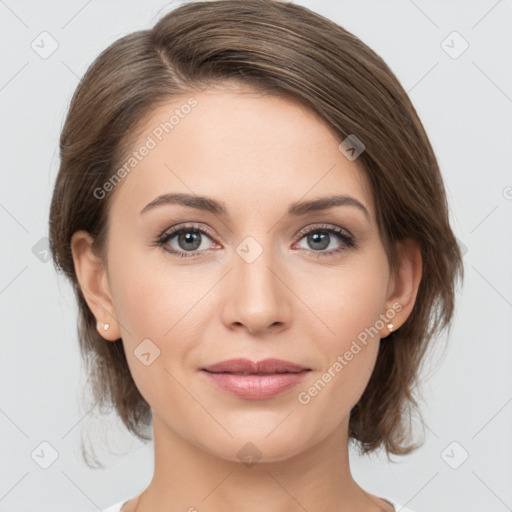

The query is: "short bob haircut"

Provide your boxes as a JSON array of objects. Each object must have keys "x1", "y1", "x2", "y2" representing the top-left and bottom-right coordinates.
[{"x1": 49, "y1": 0, "x2": 464, "y2": 462}]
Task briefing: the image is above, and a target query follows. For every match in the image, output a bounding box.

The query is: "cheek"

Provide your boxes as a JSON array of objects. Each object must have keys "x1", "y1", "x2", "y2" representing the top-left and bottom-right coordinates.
[
  {"x1": 293, "y1": 251, "x2": 389, "y2": 408},
  {"x1": 107, "y1": 238, "x2": 204, "y2": 337},
  {"x1": 109, "y1": 266, "x2": 166, "y2": 338},
  {"x1": 105, "y1": 244, "x2": 211, "y2": 395},
  {"x1": 295, "y1": 284, "x2": 385, "y2": 435},
  {"x1": 107, "y1": 267, "x2": 183, "y2": 411},
  {"x1": 299, "y1": 250, "x2": 390, "y2": 344}
]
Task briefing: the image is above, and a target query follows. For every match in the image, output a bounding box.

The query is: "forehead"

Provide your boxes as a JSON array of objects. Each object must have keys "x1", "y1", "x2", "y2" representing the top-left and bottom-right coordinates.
[{"x1": 109, "y1": 84, "x2": 375, "y2": 222}]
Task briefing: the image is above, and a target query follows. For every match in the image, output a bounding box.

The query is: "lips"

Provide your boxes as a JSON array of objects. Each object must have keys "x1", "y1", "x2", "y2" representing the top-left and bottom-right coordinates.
[
  {"x1": 201, "y1": 358, "x2": 311, "y2": 400},
  {"x1": 201, "y1": 358, "x2": 310, "y2": 374}
]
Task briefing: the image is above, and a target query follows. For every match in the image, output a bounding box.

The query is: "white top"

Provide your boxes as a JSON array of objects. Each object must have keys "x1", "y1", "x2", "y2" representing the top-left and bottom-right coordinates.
[{"x1": 103, "y1": 496, "x2": 416, "y2": 511}]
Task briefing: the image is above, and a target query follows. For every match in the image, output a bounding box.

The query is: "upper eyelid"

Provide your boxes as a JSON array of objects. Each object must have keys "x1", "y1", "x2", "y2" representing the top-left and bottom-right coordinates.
[
  {"x1": 162, "y1": 223, "x2": 215, "y2": 240},
  {"x1": 295, "y1": 224, "x2": 352, "y2": 238}
]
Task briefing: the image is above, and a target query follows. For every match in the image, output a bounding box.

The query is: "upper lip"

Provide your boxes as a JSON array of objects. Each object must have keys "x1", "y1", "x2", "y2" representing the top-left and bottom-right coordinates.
[{"x1": 202, "y1": 358, "x2": 310, "y2": 374}]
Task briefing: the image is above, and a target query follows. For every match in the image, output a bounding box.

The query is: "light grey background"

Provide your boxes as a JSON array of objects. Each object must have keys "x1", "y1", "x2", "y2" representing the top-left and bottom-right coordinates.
[{"x1": 1, "y1": 0, "x2": 511, "y2": 511}]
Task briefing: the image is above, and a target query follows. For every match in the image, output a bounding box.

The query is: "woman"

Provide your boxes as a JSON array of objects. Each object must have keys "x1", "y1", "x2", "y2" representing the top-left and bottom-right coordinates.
[{"x1": 49, "y1": 1, "x2": 463, "y2": 510}]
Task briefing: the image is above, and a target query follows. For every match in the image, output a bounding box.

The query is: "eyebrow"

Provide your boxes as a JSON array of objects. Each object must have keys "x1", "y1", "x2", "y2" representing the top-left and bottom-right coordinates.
[{"x1": 140, "y1": 192, "x2": 369, "y2": 220}]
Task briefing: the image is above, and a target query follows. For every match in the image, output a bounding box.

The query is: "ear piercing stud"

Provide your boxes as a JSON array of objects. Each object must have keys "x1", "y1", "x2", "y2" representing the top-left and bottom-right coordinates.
[
  {"x1": 98, "y1": 322, "x2": 110, "y2": 331},
  {"x1": 387, "y1": 323, "x2": 394, "y2": 333}
]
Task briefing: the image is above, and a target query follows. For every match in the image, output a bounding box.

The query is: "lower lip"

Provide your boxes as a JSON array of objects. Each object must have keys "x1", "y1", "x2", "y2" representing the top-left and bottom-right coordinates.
[{"x1": 202, "y1": 370, "x2": 310, "y2": 400}]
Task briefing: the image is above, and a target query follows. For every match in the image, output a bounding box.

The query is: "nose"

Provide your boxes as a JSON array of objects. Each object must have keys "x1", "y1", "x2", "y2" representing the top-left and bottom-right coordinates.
[{"x1": 221, "y1": 239, "x2": 292, "y2": 336}]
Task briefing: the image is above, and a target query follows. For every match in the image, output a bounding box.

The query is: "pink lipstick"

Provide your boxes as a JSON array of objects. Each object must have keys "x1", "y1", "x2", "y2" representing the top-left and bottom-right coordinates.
[{"x1": 201, "y1": 358, "x2": 311, "y2": 400}]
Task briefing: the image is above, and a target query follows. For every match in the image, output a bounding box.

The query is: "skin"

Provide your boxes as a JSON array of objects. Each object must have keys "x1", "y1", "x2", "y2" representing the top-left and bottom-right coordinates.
[{"x1": 71, "y1": 83, "x2": 422, "y2": 512}]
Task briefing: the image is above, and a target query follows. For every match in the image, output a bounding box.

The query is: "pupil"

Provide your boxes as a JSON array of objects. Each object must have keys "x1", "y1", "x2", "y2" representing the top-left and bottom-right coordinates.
[
  {"x1": 179, "y1": 231, "x2": 201, "y2": 251},
  {"x1": 309, "y1": 232, "x2": 329, "y2": 250}
]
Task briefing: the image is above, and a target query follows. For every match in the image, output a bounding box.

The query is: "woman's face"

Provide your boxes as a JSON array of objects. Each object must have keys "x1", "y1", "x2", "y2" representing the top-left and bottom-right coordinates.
[{"x1": 75, "y1": 84, "x2": 415, "y2": 463}]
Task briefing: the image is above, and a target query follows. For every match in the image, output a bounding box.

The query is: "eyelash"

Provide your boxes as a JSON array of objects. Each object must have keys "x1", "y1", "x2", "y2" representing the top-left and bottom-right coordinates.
[{"x1": 151, "y1": 223, "x2": 357, "y2": 260}]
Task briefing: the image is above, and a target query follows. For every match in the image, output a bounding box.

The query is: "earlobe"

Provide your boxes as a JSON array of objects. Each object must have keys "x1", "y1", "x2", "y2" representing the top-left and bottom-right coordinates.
[
  {"x1": 70, "y1": 230, "x2": 121, "y2": 341},
  {"x1": 381, "y1": 238, "x2": 422, "y2": 337}
]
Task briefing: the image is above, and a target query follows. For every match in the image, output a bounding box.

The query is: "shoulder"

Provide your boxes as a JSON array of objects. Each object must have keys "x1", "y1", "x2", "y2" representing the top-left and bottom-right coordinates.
[
  {"x1": 102, "y1": 501, "x2": 125, "y2": 512},
  {"x1": 386, "y1": 500, "x2": 417, "y2": 512},
  {"x1": 102, "y1": 497, "x2": 419, "y2": 512}
]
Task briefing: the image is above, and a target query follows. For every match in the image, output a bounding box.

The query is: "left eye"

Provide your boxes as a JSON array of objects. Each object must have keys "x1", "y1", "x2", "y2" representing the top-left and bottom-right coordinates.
[{"x1": 296, "y1": 229, "x2": 346, "y2": 252}]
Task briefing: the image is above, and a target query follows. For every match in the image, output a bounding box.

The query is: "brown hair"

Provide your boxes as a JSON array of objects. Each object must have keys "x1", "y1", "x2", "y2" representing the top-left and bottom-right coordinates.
[{"x1": 49, "y1": 0, "x2": 463, "y2": 465}]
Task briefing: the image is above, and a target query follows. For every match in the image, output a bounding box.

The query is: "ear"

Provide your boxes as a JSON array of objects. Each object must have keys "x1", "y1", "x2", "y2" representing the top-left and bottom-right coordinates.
[
  {"x1": 70, "y1": 230, "x2": 121, "y2": 341},
  {"x1": 380, "y1": 238, "x2": 422, "y2": 338}
]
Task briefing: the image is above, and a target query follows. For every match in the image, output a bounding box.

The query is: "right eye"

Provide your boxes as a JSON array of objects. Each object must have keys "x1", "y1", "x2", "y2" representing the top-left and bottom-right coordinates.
[{"x1": 155, "y1": 224, "x2": 219, "y2": 258}]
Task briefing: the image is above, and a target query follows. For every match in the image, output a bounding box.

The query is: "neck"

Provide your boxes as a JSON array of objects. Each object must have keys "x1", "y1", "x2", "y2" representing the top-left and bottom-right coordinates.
[{"x1": 132, "y1": 413, "x2": 389, "y2": 512}]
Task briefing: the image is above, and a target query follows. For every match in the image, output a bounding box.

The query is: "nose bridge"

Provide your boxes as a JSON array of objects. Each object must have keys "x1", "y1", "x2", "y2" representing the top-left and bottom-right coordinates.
[{"x1": 225, "y1": 233, "x2": 289, "y2": 333}]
